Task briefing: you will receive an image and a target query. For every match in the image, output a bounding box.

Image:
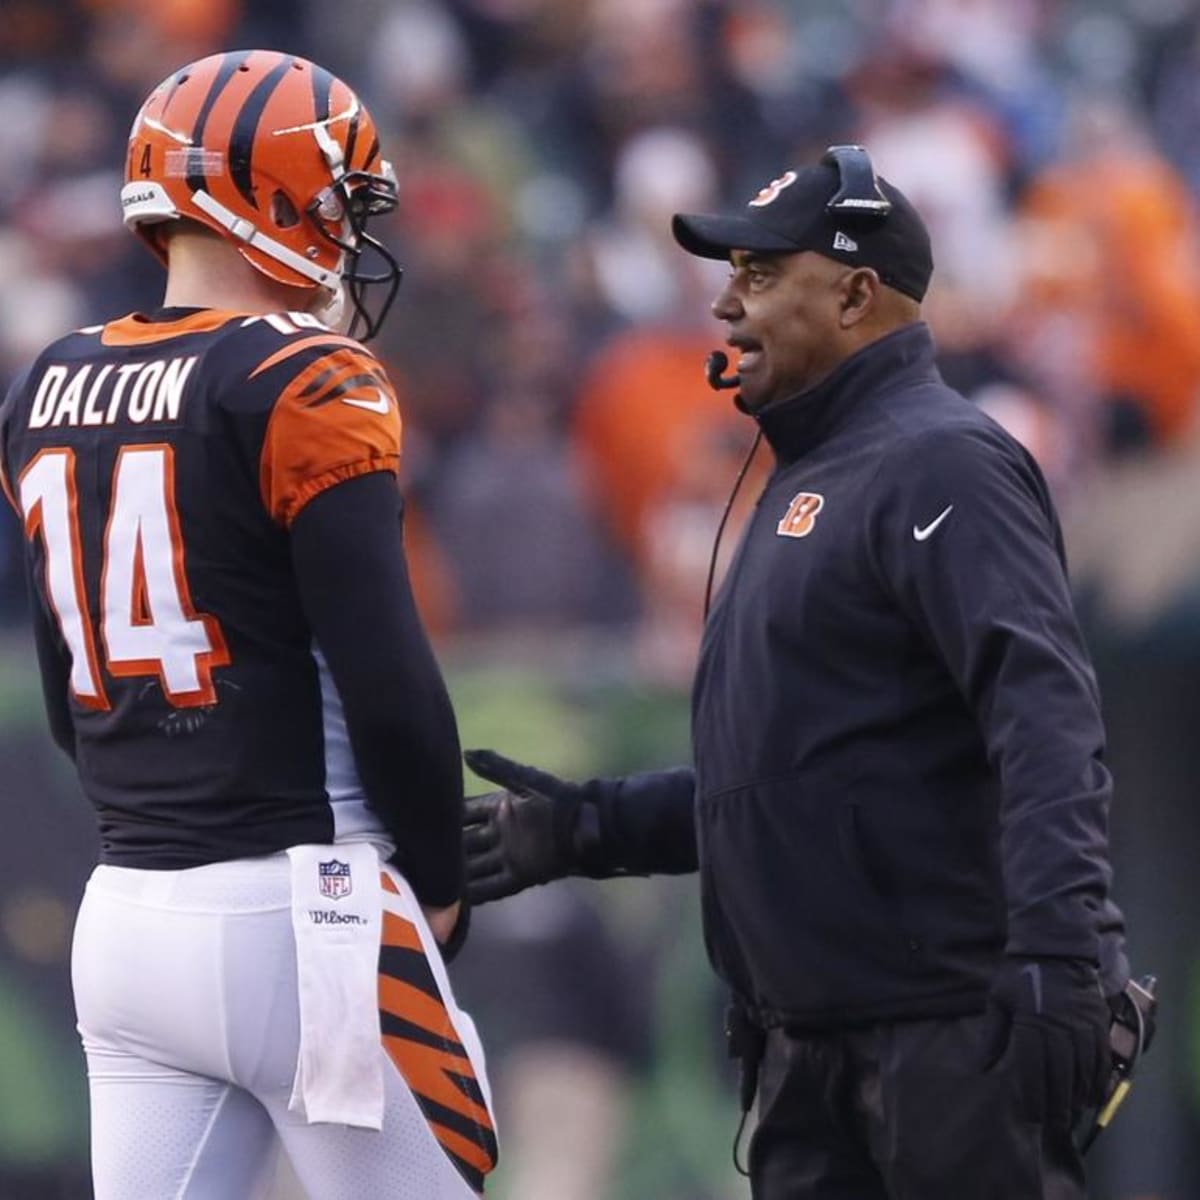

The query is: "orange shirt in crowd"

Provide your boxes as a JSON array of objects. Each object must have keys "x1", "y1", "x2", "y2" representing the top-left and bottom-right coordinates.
[
  {"x1": 572, "y1": 327, "x2": 748, "y2": 562},
  {"x1": 1018, "y1": 150, "x2": 1200, "y2": 444}
]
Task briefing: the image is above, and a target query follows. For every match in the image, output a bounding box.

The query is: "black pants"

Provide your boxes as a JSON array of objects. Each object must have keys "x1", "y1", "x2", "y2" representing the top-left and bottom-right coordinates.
[{"x1": 749, "y1": 1013, "x2": 1088, "y2": 1200}]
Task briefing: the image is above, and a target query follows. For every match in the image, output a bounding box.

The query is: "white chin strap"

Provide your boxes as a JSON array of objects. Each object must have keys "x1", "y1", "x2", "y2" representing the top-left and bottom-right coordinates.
[
  {"x1": 312, "y1": 285, "x2": 348, "y2": 333},
  {"x1": 190, "y1": 190, "x2": 342, "y2": 289}
]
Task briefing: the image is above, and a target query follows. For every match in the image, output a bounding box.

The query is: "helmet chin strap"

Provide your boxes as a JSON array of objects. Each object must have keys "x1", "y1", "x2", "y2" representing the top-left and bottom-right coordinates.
[
  {"x1": 311, "y1": 285, "x2": 348, "y2": 333},
  {"x1": 190, "y1": 189, "x2": 342, "y2": 289},
  {"x1": 312, "y1": 120, "x2": 347, "y2": 183}
]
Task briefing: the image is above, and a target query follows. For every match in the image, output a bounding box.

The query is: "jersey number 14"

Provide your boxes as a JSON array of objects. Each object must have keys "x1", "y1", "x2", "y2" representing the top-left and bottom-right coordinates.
[{"x1": 19, "y1": 444, "x2": 230, "y2": 710}]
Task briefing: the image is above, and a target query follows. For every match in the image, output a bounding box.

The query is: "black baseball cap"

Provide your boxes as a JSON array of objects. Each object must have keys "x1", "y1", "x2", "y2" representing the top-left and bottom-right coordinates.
[{"x1": 672, "y1": 147, "x2": 933, "y2": 302}]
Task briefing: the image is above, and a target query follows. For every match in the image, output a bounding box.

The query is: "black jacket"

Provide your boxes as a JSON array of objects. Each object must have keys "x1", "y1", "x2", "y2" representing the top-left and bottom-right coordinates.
[{"x1": 594, "y1": 322, "x2": 1126, "y2": 1027}]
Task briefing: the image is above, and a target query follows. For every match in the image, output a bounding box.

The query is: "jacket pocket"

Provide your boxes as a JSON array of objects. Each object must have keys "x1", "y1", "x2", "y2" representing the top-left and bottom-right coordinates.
[
  {"x1": 843, "y1": 781, "x2": 1005, "y2": 971},
  {"x1": 837, "y1": 800, "x2": 897, "y2": 901},
  {"x1": 698, "y1": 775, "x2": 924, "y2": 1017}
]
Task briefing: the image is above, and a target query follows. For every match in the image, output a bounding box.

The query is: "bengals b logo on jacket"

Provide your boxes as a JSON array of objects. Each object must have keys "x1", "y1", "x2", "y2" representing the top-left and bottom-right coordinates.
[{"x1": 777, "y1": 492, "x2": 824, "y2": 538}]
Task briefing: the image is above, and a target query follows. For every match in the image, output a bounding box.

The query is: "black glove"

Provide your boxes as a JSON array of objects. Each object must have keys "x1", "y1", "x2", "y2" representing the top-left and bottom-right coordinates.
[
  {"x1": 987, "y1": 957, "x2": 1111, "y2": 1128},
  {"x1": 462, "y1": 749, "x2": 587, "y2": 903},
  {"x1": 1108, "y1": 975, "x2": 1157, "y2": 1057}
]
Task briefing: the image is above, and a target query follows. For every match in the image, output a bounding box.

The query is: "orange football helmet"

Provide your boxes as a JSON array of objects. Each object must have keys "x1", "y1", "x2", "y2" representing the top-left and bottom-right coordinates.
[{"x1": 121, "y1": 49, "x2": 401, "y2": 340}]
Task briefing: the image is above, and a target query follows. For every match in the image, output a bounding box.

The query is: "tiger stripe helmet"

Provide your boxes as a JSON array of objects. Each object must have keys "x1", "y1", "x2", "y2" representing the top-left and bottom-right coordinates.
[{"x1": 121, "y1": 49, "x2": 401, "y2": 340}]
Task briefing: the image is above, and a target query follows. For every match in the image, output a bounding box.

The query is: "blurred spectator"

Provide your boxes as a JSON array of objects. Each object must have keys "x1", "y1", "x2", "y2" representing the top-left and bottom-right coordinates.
[
  {"x1": 375, "y1": 151, "x2": 507, "y2": 445},
  {"x1": 846, "y1": 32, "x2": 1017, "y2": 302},
  {"x1": 1011, "y1": 93, "x2": 1200, "y2": 452},
  {"x1": 579, "y1": 127, "x2": 722, "y2": 327},
  {"x1": 570, "y1": 329, "x2": 742, "y2": 565},
  {"x1": 1150, "y1": 12, "x2": 1200, "y2": 199},
  {"x1": 0, "y1": 0, "x2": 88, "y2": 69},
  {"x1": 1068, "y1": 421, "x2": 1200, "y2": 640},
  {"x1": 430, "y1": 388, "x2": 636, "y2": 632},
  {"x1": 715, "y1": 0, "x2": 853, "y2": 188},
  {"x1": 0, "y1": 237, "x2": 87, "y2": 382},
  {"x1": 891, "y1": 0, "x2": 1065, "y2": 177},
  {"x1": 0, "y1": 720, "x2": 95, "y2": 1195},
  {"x1": 636, "y1": 420, "x2": 764, "y2": 687}
]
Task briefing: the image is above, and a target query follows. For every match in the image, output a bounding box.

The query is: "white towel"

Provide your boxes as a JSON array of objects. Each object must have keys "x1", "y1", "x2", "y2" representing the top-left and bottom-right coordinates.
[{"x1": 286, "y1": 842, "x2": 385, "y2": 1129}]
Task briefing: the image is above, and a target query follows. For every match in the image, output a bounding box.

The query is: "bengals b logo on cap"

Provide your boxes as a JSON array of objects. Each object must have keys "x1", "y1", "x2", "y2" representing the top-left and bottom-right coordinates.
[
  {"x1": 749, "y1": 170, "x2": 799, "y2": 208},
  {"x1": 777, "y1": 492, "x2": 824, "y2": 538}
]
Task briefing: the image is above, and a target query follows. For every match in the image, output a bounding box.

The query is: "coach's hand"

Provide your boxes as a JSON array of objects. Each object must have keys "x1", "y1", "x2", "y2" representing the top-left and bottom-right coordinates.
[
  {"x1": 988, "y1": 957, "x2": 1111, "y2": 1126},
  {"x1": 462, "y1": 749, "x2": 583, "y2": 903}
]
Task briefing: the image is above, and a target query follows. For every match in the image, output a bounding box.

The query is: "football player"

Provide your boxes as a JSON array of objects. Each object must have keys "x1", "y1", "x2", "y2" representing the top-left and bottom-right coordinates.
[{"x1": 0, "y1": 50, "x2": 495, "y2": 1199}]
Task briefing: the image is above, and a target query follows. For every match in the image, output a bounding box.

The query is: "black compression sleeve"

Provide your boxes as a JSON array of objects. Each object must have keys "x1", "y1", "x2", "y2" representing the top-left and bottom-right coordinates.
[{"x1": 291, "y1": 471, "x2": 464, "y2": 907}]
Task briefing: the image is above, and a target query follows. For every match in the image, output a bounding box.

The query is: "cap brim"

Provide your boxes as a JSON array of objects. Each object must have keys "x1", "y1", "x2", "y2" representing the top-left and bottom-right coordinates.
[{"x1": 672, "y1": 212, "x2": 801, "y2": 260}]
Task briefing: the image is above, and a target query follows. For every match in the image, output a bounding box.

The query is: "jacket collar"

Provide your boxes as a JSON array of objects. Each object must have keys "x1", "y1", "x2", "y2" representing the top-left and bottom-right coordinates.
[{"x1": 751, "y1": 322, "x2": 938, "y2": 463}]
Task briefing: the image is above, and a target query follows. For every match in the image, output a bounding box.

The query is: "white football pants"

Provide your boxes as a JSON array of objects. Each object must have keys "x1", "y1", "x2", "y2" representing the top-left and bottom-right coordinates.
[{"x1": 72, "y1": 852, "x2": 495, "y2": 1200}]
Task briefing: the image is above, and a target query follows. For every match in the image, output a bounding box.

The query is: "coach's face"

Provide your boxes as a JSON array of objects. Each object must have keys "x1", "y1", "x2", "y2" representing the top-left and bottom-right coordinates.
[{"x1": 712, "y1": 249, "x2": 851, "y2": 411}]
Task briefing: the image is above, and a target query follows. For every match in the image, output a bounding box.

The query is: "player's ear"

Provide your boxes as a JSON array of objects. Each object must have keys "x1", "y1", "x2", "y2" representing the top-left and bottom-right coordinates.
[{"x1": 839, "y1": 267, "x2": 879, "y2": 328}]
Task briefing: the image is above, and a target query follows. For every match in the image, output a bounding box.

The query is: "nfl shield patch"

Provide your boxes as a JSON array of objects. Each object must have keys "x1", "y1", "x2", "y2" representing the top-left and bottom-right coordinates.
[{"x1": 318, "y1": 859, "x2": 352, "y2": 900}]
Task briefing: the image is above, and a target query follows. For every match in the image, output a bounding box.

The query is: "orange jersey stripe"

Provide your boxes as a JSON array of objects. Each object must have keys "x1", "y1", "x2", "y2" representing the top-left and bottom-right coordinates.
[
  {"x1": 102, "y1": 311, "x2": 247, "y2": 346},
  {"x1": 257, "y1": 342, "x2": 401, "y2": 526},
  {"x1": 248, "y1": 334, "x2": 364, "y2": 379}
]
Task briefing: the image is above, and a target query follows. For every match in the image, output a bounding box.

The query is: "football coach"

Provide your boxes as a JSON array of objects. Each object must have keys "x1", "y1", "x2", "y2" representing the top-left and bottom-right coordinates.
[{"x1": 462, "y1": 145, "x2": 1131, "y2": 1199}]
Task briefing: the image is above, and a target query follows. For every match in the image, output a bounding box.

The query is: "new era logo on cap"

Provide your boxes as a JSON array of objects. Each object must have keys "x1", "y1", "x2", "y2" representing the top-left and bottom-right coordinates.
[{"x1": 833, "y1": 230, "x2": 858, "y2": 252}]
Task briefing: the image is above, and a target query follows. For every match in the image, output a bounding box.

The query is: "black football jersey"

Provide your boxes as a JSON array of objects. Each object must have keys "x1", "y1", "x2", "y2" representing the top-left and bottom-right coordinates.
[{"x1": 0, "y1": 308, "x2": 404, "y2": 867}]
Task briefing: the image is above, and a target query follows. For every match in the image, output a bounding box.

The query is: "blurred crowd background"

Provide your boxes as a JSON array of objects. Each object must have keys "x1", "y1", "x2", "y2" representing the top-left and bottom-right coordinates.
[{"x1": 2, "y1": 0, "x2": 1200, "y2": 1196}]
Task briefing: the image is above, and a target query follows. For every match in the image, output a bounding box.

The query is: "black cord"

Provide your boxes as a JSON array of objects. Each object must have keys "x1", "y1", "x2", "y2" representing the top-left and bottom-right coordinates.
[
  {"x1": 732, "y1": 1105, "x2": 752, "y2": 1177},
  {"x1": 703, "y1": 429, "x2": 763, "y2": 620}
]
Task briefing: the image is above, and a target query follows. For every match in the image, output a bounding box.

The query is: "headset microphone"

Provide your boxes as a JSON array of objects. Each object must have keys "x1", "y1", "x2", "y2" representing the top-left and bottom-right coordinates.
[
  {"x1": 705, "y1": 350, "x2": 741, "y2": 391},
  {"x1": 701, "y1": 350, "x2": 759, "y2": 618}
]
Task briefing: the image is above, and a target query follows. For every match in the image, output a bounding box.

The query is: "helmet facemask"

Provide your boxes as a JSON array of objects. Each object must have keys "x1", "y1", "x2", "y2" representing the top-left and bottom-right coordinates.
[
  {"x1": 308, "y1": 164, "x2": 402, "y2": 342},
  {"x1": 307, "y1": 122, "x2": 402, "y2": 343}
]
